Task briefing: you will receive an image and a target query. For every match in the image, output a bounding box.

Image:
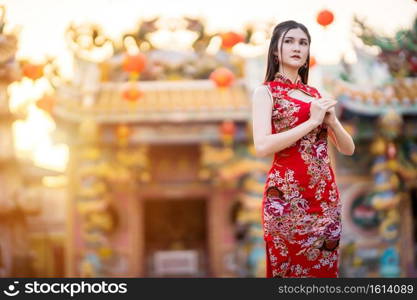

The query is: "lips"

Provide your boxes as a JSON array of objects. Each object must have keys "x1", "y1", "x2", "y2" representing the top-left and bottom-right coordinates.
[{"x1": 291, "y1": 55, "x2": 301, "y2": 59}]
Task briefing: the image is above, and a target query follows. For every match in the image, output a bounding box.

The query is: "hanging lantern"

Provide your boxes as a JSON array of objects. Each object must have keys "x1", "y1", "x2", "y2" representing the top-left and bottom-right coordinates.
[
  {"x1": 220, "y1": 120, "x2": 236, "y2": 135},
  {"x1": 220, "y1": 120, "x2": 236, "y2": 145},
  {"x1": 22, "y1": 62, "x2": 44, "y2": 80},
  {"x1": 116, "y1": 124, "x2": 131, "y2": 139},
  {"x1": 116, "y1": 124, "x2": 131, "y2": 146},
  {"x1": 122, "y1": 53, "x2": 147, "y2": 74},
  {"x1": 209, "y1": 67, "x2": 235, "y2": 88},
  {"x1": 220, "y1": 32, "x2": 245, "y2": 50},
  {"x1": 317, "y1": 9, "x2": 334, "y2": 27},
  {"x1": 309, "y1": 56, "x2": 317, "y2": 68},
  {"x1": 122, "y1": 84, "x2": 143, "y2": 102}
]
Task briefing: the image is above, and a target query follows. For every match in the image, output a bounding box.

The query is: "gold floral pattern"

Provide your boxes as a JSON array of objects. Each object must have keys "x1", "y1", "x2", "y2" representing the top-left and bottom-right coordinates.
[
  {"x1": 272, "y1": 98, "x2": 301, "y2": 133},
  {"x1": 299, "y1": 127, "x2": 332, "y2": 201},
  {"x1": 262, "y1": 73, "x2": 341, "y2": 278}
]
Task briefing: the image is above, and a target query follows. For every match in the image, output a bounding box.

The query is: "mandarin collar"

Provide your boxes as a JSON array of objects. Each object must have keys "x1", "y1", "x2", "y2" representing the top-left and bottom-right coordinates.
[
  {"x1": 274, "y1": 71, "x2": 303, "y2": 85},
  {"x1": 272, "y1": 71, "x2": 316, "y2": 97}
]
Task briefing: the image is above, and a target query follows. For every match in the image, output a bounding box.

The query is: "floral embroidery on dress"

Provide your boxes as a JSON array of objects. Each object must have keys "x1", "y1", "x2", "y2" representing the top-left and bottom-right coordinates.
[
  {"x1": 272, "y1": 99, "x2": 300, "y2": 133},
  {"x1": 264, "y1": 168, "x2": 310, "y2": 239},
  {"x1": 262, "y1": 71, "x2": 341, "y2": 278},
  {"x1": 298, "y1": 127, "x2": 332, "y2": 200}
]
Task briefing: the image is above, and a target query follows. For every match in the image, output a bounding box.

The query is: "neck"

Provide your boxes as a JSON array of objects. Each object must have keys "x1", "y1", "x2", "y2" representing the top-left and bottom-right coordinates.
[{"x1": 279, "y1": 67, "x2": 300, "y2": 84}]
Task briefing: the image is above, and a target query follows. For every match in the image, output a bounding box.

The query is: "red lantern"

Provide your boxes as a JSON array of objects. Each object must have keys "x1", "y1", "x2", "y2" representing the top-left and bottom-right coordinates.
[
  {"x1": 22, "y1": 63, "x2": 44, "y2": 80},
  {"x1": 220, "y1": 32, "x2": 245, "y2": 49},
  {"x1": 122, "y1": 53, "x2": 147, "y2": 74},
  {"x1": 317, "y1": 9, "x2": 334, "y2": 27},
  {"x1": 209, "y1": 67, "x2": 235, "y2": 88},
  {"x1": 220, "y1": 120, "x2": 236, "y2": 145},
  {"x1": 220, "y1": 120, "x2": 236, "y2": 136},
  {"x1": 309, "y1": 56, "x2": 317, "y2": 68},
  {"x1": 116, "y1": 124, "x2": 131, "y2": 141},
  {"x1": 122, "y1": 84, "x2": 143, "y2": 102}
]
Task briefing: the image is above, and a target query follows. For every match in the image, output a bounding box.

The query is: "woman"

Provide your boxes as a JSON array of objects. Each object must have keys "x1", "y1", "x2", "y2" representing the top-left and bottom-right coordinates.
[{"x1": 251, "y1": 20, "x2": 355, "y2": 278}]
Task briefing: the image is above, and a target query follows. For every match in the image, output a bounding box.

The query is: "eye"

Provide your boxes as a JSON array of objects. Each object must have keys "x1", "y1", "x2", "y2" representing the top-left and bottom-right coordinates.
[{"x1": 284, "y1": 40, "x2": 291, "y2": 43}]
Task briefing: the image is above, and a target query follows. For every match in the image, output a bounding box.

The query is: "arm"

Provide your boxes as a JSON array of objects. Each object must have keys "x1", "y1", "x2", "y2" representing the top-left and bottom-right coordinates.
[
  {"x1": 251, "y1": 86, "x2": 320, "y2": 158},
  {"x1": 317, "y1": 89, "x2": 355, "y2": 156},
  {"x1": 327, "y1": 118, "x2": 355, "y2": 156}
]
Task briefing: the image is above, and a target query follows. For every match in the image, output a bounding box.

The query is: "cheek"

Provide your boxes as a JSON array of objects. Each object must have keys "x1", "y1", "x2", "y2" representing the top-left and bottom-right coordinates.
[
  {"x1": 281, "y1": 45, "x2": 292, "y2": 56},
  {"x1": 302, "y1": 46, "x2": 310, "y2": 56}
]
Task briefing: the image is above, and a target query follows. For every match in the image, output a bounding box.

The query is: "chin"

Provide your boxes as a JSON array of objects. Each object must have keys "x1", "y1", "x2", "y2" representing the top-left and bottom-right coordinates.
[{"x1": 283, "y1": 62, "x2": 304, "y2": 69}]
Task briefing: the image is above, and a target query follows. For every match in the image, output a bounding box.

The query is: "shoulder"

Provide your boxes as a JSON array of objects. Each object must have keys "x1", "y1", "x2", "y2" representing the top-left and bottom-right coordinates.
[
  {"x1": 253, "y1": 83, "x2": 271, "y2": 94},
  {"x1": 251, "y1": 84, "x2": 273, "y2": 105}
]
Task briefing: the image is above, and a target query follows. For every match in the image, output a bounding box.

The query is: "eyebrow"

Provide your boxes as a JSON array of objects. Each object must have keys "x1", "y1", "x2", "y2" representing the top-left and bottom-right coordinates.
[{"x1": 284, "y1": 37, "x2": 308, "y2": 41}]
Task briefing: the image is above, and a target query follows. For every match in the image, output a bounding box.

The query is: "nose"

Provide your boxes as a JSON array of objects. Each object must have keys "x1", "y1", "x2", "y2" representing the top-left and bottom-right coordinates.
[{"x1": 293, "y1": 44, "x2": 301, "y2": 51}]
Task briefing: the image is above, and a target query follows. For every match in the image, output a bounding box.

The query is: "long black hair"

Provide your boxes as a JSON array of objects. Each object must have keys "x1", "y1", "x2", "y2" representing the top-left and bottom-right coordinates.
[{"x1": 264, "y1": 20, "x2": 311, "y2": 84}]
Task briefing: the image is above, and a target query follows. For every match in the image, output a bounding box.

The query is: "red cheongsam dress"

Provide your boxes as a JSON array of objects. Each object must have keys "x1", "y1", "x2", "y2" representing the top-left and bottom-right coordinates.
[{"x1": 261, "y1": 72, "x2": 342, "y2": 278}]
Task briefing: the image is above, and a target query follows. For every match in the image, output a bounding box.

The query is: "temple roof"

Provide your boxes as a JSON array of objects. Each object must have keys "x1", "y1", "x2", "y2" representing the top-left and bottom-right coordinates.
[
  {"x1": 54, "y1": 80, "x2": 251, "y2": 123},
  {"x1": 330, "y1": 78, "x2": 417, "y2": 116}
]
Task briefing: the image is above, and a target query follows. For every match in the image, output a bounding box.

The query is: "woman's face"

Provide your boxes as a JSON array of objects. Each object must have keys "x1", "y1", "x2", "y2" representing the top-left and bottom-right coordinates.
[{"x1": 275, "y1": 28, "x2": 310, "y2": 71}]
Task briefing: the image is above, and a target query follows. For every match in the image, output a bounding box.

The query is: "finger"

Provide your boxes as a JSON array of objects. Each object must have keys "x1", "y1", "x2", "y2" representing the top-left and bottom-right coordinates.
[
  {"x1": 324, "y1": 103, "x2": 336, "y2": 110},
  {"x1": 326, "y1": 100, "x2": 337, "y2": 105},
  {"x1": 322, "y1": 99, "x2": 334, "y2": 104},
  {"x1": 326, "y1": 103, "x2": 336, "y2": 109},
  {"x1": 320, "y1": 101, "x2": 333, "y2": 109},
  {"x1": 318, "y1": 98, "x2": 330, "y2": 104},
  {"x1": 320, "y1": 98, "x2": 336, "y2": 106}
]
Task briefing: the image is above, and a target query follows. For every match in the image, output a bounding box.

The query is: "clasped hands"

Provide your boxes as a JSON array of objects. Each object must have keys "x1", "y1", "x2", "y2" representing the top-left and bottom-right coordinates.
[{"x1": 322, "y1": 98, "x2": 337, "y2": 126}]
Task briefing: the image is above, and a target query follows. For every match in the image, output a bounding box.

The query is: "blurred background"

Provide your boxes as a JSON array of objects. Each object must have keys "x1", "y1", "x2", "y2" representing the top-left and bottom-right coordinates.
[{"x1": 0, "y1": 0, "x2": 417, "y2": 278}]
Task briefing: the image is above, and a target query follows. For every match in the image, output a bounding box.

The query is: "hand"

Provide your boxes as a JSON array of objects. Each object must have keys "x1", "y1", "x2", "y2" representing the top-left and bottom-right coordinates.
[
  {"x1": 323, "y1": 105, "x2": 337, "y2": 126},
  {"x1": 309, "y1": 98, "x2": 337, "y2": 126}
]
